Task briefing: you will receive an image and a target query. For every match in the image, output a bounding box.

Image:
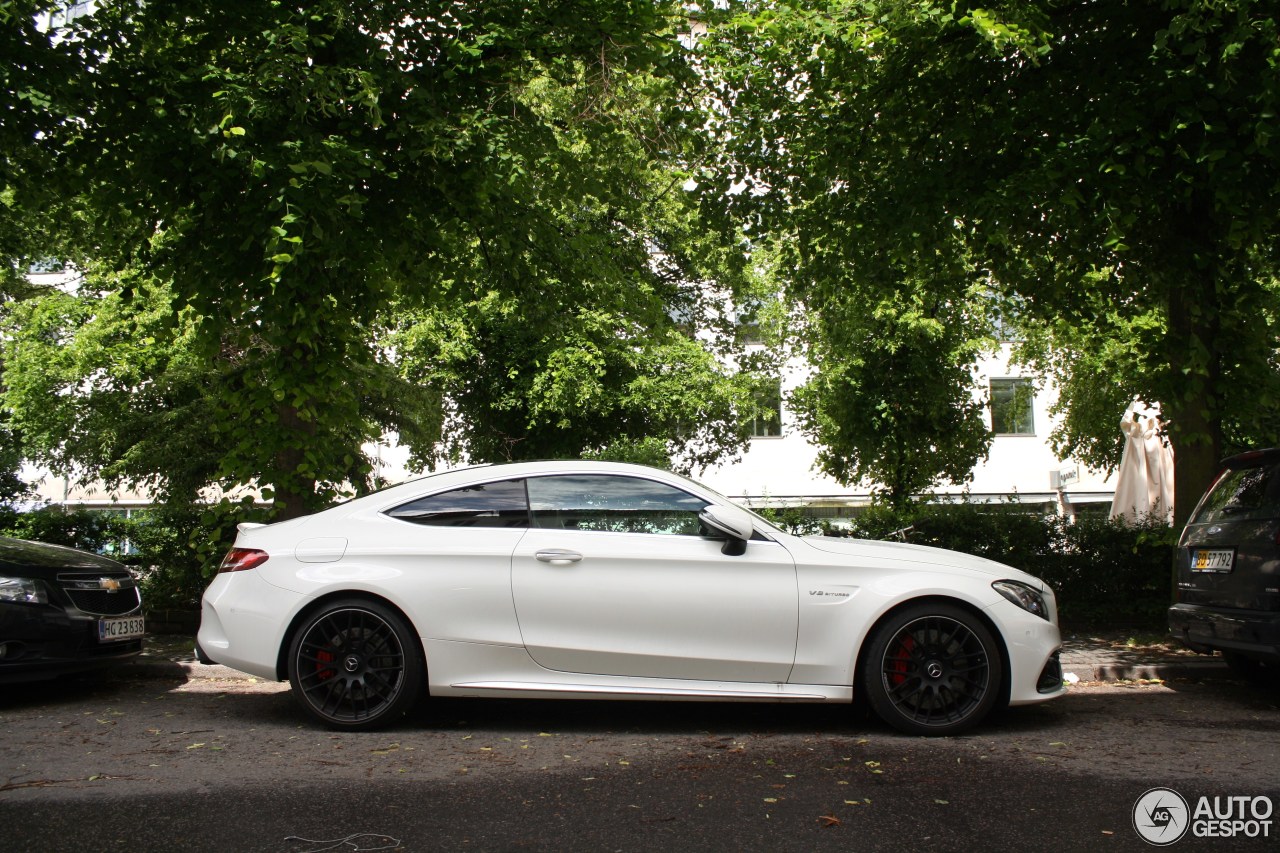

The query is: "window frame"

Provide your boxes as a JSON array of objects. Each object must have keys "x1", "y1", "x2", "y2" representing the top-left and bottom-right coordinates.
[
  {"x1": 525, "y1": 473, "x2": 711, "y2": 537},
  {"x1": 989, "y1": 377, "x2": 1036, "y2": 436},
  {"x1": 383, "y1": 478, "x2": 531, "y2": 528},
  {"x1": 748, "y1": 381, "x2": 784, "y2": 439}
]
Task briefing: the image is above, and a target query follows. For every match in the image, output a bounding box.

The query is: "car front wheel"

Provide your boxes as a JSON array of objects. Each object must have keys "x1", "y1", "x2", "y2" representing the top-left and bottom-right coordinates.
[
  {"x1": 862, "y1": 603, "x2": 1004, "y2": 736},
  {"x1": 287, "y1": 599, "x2": 424, "y2": 730}
]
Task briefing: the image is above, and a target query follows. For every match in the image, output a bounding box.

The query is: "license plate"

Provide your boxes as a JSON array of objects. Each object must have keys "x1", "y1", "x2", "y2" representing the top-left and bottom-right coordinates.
[
  {"x1": 98, "y1": 615, "x2": 145, "y2": 642},
  {"x1": 1191, "y1": 549, "x2": 1235, "y2": 573}
]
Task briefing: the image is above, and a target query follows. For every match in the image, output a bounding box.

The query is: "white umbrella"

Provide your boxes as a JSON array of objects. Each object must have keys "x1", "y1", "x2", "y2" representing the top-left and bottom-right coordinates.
[{"x1": 1109, "y1": 405, "x2": 1175, "y2": 524}]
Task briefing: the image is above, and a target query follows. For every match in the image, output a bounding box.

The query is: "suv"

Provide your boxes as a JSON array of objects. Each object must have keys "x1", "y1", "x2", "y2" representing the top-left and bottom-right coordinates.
[{"x1": 1169, "y1": 449, "x2": 1280, "y2": 681}]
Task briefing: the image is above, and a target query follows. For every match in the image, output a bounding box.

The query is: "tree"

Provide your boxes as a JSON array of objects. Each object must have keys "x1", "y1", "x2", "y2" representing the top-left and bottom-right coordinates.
[
  {"x1": 704, "y1": 0, "x2": 1280, "y2": 525},
  {"x1": 1, "y1": 262, "x2": 437, "y2": 502},
  {"x1": 1016, "y1": 272, "x2": 1280, "y2": 480},
  {"x1": 789, "y1": 275, "x2": 993, "y2": 509},
  {"x1": 8, "y1": 1, "x2": 735, "y2": 518},
  {"x1": 386, "y1": 292, "x2": 755, "y2": 473},
  {"x1": 0, "y1": 2, "x2": 82, "y2": 296}
]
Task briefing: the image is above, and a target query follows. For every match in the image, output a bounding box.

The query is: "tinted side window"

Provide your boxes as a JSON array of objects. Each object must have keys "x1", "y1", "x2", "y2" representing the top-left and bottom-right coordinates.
[
  {"x1": 527, "y1": 475, "x2": 709, "y2": 536},
  {"x1": 1194, "y1": 464, "x2": 1280, "y2": 524},
  {"x1": 386, "y1": 479, "x2": 529, "y2": 528}
]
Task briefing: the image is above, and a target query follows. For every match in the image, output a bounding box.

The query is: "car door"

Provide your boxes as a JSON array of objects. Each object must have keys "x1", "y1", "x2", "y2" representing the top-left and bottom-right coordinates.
[{"x1": 511, "y1": 473, "x2": 799, "y2": 683}]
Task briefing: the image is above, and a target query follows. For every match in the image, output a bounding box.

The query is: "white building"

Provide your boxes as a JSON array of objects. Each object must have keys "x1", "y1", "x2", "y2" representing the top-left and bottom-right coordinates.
[
  {"x1": 29, "y1": 344, "x2": 1116, "y2": 519},
  {"x1": 697, "y1": 343, "x2": 1116, "y2": 521}
]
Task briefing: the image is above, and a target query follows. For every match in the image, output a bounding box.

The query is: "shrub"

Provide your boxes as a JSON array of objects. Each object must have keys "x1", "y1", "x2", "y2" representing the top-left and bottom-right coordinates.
[
  {"x1": 0, "y1": 505, "x2": 132, "y2": 554},
  {"x1": 833, "y1": 499, "x2": 1175, "y2": 630}
]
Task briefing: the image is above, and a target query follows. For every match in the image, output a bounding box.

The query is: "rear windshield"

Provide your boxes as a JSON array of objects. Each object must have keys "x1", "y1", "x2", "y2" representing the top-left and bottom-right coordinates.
[{"x1": 1193, "y1": 463, "x2": 1280, "y2": 524}]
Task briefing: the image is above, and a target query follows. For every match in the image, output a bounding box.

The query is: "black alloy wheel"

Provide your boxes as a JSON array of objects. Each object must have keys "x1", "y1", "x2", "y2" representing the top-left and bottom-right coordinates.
[
  {"x1": 863, "y1": 603, "x2": 1003, "y2": 736},
  {"x1": 287, "y1": 599, "x2": 423, "y2": 730}
]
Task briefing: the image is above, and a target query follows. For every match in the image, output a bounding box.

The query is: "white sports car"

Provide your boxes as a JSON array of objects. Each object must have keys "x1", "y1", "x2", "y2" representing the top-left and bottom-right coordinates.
[{"x1": 197, "y1": 461, "x2": 1064, "y2": 735}]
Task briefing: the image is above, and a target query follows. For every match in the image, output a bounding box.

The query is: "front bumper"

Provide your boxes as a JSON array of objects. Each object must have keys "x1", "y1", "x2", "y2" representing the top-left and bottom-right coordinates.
[
  {"x1": 0, "y1": 602, "x2": 143, "y2": 683},
  {"x1": 994, "y1": 602, "x2": 1065, "y2": 705},
  {"x1": 1168, "y1": 603, "x2": 1280, "y2": 664}
]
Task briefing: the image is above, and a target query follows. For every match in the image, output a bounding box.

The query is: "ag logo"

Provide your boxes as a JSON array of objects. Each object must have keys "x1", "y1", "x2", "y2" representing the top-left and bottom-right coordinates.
[{"x1": 1133, "y1": 787, "x2": 1190, "y2": 846}]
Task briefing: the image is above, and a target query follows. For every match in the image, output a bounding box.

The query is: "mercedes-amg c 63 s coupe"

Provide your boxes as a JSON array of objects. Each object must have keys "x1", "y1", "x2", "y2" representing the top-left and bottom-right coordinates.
[{"x1": 197, "y1": 461, "x2": 1064, "y2": 735}]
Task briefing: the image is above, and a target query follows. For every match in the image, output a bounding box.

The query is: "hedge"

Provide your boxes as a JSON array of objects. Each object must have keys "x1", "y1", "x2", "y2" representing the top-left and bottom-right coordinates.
[
  {"x1": 0, "y1": 504, "x2": 227, "y2": 611},
  {"x1": 6, "y1": 499, "x2": 1179, "y2": 630},
  {"x1": 791, "y1": 501, "x2": 1178, "y2": 629}
]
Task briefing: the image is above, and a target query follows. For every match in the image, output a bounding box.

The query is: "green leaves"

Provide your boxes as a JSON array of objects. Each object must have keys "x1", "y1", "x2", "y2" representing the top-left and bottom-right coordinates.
[
  {"x1": 704, "y1": 0, "x2": 1280, "y2": 521},
  {"x1": 386, "y1": 291, "x2": 755, "y2": 475},
  {"x1": 789, "y1": 275, "x2": 995, "y2": 509},
  {"x1": 2, "y1": 1, "x2": 737, "y2": 520}
]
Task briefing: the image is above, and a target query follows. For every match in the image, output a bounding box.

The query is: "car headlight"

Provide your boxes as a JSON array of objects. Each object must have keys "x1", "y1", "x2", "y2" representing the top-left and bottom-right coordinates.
[
  {"x1": 992, "y1": 580, "x2": 1049, "y2": 621},
  {"x1": 0, "y1": 577, "x2": 47, "y2": 605}
]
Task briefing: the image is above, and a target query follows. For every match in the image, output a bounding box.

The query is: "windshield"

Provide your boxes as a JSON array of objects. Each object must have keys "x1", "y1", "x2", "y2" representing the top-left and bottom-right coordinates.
[{"x1": 661, "y1": 470, "x2": 788, "y2": 537}]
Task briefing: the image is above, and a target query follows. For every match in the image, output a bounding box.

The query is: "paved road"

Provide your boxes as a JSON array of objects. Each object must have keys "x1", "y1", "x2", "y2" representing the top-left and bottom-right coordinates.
[{"x1": 1, "y1": 667, "x2": 1277, "y2": 852}]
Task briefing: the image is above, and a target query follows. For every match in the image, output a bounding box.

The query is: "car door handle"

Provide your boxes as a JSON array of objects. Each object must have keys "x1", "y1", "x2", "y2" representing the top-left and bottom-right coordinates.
[{"x1": 535, "y1": 549, "x2": 583, "y2": 565}]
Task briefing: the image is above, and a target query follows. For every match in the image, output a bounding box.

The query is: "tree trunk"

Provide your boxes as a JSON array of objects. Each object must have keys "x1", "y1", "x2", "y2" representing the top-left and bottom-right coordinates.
[
  {"x1": 272, "y1": 401, "x2": 318, "y2": 521},
  {"x1": 1164, "y1": 279, "x2": 1223, "y2": 530}
]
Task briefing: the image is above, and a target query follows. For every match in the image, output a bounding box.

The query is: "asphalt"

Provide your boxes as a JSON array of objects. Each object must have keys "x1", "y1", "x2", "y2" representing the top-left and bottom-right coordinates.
[{"x1": 126, "y1": 632, "x2": 1231, "y2": 685}]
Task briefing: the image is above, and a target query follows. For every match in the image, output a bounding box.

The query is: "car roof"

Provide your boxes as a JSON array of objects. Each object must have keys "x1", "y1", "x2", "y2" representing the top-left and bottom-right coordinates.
[
  {"x1": 338, "y1": 459, "x2": 709, "y2": 516},
  {"x1": 1220, "y1": 448, "x2": 1280, "y2": 470}
]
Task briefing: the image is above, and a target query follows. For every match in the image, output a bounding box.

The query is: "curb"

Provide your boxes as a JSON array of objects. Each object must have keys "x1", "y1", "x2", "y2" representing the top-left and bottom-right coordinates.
[{"x1": 1060, "y1": 659, "x2": 1229, "y2": 683}]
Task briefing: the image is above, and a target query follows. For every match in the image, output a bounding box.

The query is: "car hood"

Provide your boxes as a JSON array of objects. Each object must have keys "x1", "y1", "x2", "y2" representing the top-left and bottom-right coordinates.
[
  {"x1": 799, "y1": 535, "x2": 1046, "y2": 588},
  {"x1": 0, "y1": 536, "x2": 125, "y2": 577}
]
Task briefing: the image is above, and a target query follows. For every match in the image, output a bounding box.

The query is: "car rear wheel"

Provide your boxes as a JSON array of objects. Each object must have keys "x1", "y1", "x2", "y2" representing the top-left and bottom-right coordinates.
[
  {"x1": 862, "y1": 603, "x2": 1003, "y2": 736},
  {"x1": 287, "y1": 599, "x2": 423, "y2": 730}
]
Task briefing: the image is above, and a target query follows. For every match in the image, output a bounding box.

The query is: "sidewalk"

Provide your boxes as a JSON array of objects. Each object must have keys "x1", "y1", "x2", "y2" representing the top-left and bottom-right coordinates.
[
  {"x1": 129, "y1": 632, "x2": 1230, "y2": 684},
  {"x1": 1059, "y1": 632, "x2": 1228, "y2": 683}
]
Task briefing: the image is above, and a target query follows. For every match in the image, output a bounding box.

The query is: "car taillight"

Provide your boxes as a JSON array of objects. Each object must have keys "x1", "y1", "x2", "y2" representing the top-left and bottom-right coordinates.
[{"x1": 219, "y1": 548, "x2": 269, "y2": 573}]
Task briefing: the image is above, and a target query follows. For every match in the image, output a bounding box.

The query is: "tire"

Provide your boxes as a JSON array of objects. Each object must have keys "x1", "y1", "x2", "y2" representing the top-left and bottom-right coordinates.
[
  {"x1": 862, "y1": 602, "x2": 1004, "y2": 736},
  {"x1": 287, "y1": 599, "x2": 424, "y2": 730}
]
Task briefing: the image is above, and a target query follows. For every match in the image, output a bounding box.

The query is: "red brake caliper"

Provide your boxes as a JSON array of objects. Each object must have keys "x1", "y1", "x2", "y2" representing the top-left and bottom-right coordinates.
[
  {"x1": 888, "y1": 634, "x2": 916, "y2": 686},
  {"x1": 315, "y1": 649, "x2": 335, "y2": 681}
]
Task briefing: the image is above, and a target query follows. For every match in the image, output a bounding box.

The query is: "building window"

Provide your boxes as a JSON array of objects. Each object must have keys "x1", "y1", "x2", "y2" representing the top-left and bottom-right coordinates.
[
  {"x1": 26, "y1": 258, "x2": 65, "y2": 274},
  {"x1": 990, "y1": 378, "x2": 1035, "y2": 435},
  {"x1": 985, "y1": 291, "x2": 1028, "y2": 342},
  {"x1": 749, "y1": 382, "x2": 783, "y2": 438}
]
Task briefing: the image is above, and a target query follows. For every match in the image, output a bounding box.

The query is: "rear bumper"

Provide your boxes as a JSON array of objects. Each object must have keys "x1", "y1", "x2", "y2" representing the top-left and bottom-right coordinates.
[{"x1": 1168, "y1": 603, "x2": 1280, "y2": 664}]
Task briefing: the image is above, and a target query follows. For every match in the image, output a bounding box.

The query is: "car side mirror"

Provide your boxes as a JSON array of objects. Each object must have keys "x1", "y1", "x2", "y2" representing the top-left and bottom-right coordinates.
[{"x1": 699, "y1": 504, "x2": 755, "y2": 556}]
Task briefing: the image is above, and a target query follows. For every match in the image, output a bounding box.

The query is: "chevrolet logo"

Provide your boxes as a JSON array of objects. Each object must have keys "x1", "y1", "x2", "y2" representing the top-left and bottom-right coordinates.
[{"x1": 99, "y1": 577, "x2": 121, "y2": 592}]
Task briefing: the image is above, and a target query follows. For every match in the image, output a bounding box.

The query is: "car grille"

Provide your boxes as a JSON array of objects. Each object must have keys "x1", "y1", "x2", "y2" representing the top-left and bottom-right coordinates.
[{"x1": 57, "y1": 571, "x2": 142, "y2": 616}]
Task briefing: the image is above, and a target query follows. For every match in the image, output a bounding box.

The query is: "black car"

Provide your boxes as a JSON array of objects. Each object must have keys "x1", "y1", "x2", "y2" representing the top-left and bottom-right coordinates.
[
  {"x1": 0, "y1": 536, "x2": 144, "y2": 683},
  {"x1": 1169, "y1": 449, "x2": 1280, "y2": 681}
]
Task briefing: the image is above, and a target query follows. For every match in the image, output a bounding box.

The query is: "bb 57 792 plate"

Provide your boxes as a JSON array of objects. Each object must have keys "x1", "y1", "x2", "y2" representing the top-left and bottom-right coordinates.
[{"x1": 1191, "y1": 548, "x2": 1234, "y2": 573}]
